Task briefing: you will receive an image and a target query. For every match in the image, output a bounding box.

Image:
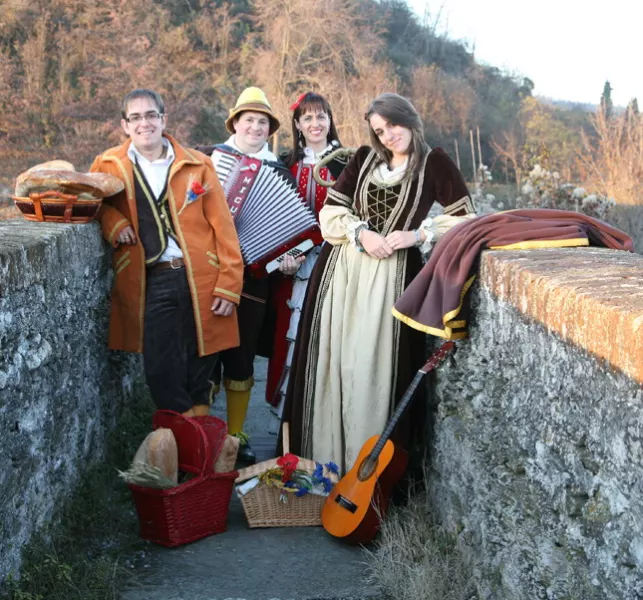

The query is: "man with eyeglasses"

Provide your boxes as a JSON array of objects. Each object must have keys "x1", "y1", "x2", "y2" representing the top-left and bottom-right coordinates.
[{"x1": 90, "y1": 88, "x2": 243, "y2": 418}]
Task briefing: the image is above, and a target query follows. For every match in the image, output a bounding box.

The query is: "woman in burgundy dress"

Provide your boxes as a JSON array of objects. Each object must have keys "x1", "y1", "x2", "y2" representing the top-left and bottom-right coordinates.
[{"x1": 265, "y1": 92, "x2": 348, "y2": 412}]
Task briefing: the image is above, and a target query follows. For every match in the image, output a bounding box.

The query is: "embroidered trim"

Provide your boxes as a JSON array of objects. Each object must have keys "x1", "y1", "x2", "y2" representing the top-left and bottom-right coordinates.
[
  {"x1": 102, "y1": 156, "x2": 134, "y2": 203},
  {"x1": 301, "y1": 245, "x2": 342, "y2": 456},
  {"x1": 444, "y1": 195, "x2": 476, "y2": 216},
  {"x1": 115, "y1": 250, "x2": 131, "y2": 268},
  {"x1": 166, "y1": 185, "x2": 206, "y2": 356},
  {"x1": 132, "y1": 163, "x2": 174, "y2": 265},
  {"x1": 327, "y1": 188, "x2": 353, "y2": 208},
  {"x1": 215, "y1": 287, "x2": 240, "y2": 301},
  {"x1": 346, "y1": 221, "x2": 369, "y2": 249},
  {"x1": 115, "y1": 258, "x2": 131, "y2": 276}
]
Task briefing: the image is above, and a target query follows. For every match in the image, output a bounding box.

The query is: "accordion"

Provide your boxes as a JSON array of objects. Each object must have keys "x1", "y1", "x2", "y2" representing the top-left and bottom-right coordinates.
[{"x1": 212, "y1": 149, "x2": 322, "y2": 276}]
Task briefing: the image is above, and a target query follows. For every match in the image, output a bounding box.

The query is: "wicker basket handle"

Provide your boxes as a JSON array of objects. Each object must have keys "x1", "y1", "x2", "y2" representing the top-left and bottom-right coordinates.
[{"x1": 282, "y1": 422, "x2": 290, "y2": 455}]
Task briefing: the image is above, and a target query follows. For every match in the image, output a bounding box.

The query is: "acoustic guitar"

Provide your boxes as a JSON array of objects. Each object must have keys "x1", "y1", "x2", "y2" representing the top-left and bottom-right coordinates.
[{"x1": 321, "y1": 341, "x2": 456, "y2": 544}]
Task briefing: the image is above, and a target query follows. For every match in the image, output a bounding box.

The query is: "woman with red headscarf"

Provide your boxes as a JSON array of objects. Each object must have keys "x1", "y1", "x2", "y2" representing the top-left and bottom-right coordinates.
[{"x1": 265, "y1": 92, "x2": 348, "y2": 412}]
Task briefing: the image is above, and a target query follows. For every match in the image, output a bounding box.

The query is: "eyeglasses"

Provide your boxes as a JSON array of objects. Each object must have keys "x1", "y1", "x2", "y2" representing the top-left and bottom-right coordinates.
[{"x1": 125, "y1": 111, "x2": 163, "y2": 124}]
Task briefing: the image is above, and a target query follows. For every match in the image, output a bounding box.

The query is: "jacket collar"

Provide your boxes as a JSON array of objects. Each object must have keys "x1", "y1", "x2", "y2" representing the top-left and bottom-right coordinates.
[{"x1": 103, "y1": 133, "x2": 203, "y2": 167}]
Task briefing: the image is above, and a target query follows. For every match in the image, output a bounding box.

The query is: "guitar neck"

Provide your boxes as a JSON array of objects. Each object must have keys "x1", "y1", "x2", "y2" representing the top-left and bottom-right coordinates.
[{"x1": 371, "y1": 341, "x2": 455, "y2": 461}]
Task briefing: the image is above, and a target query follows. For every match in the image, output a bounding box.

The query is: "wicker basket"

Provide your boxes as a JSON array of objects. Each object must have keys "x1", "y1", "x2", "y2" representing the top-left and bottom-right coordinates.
[
  {"x1": 12, "y1": 191, "x2": 102, "y2": 223},
  {"x1": 235, "y1": 423, "x2": 336, "y2": 528},
  {"x1": 128, "y1": 410, "x2": 237, "y2": 547}
]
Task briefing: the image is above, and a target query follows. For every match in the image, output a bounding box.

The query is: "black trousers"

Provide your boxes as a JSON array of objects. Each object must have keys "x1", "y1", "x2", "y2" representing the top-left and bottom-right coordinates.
[
  {"x1": 213, "y1": 275, "x2": 270, "y2": 386},
  {"x1": 143, "y1": 267, "x2": 217, "y2": 413}
]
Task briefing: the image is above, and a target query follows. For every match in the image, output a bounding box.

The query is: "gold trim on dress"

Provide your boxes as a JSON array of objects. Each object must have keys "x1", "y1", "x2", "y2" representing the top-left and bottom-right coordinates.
[
  {"x1": 489, "y1": 238, "x2": 589, "y2": 251},
  {"x1": 444, "y1": 195, "x2": 476, "y2": 216}
]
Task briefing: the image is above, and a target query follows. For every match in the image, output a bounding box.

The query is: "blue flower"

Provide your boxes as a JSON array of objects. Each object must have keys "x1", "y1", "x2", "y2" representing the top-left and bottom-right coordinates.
[
  {"x1": 312, "y1": 463, "x2": 323, "y2": 481},
  {"x1": 325, "y1": 461, "x2": 339, "y2": 476},
  {"x1": 283, "y1": 480, "x2": 297, "y2": 489},
  {"x1": 321, "y1": 476, "x2": 333, "y2": 493},
  {"x1": 295, "y1": 487, "x2": 310, "y2": 498}
]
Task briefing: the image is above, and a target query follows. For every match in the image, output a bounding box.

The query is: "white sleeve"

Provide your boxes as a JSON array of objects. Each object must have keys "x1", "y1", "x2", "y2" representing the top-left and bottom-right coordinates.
[{"x1": 319, "y1": 204, "x2": 367, "y2": 246}]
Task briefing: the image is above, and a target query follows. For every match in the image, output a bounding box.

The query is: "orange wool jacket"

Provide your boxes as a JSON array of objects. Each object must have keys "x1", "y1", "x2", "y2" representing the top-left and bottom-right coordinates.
[{"x1": 91, "y1": 134, "x2": 243, "y2": 356}]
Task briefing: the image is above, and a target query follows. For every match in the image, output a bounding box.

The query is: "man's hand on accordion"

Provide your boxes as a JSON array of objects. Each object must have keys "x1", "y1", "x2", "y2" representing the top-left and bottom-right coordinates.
[
  {"x1": 278, "y1": 254, "x2": 306, "y2": 276},
  {"x1": 211, "y1": 297, "x2": 235, "y2": 317}
]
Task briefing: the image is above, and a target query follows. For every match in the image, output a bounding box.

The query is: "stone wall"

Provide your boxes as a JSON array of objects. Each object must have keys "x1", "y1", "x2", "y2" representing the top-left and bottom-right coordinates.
[
  {"x1": 0, "y1": 219, "x2": 141, "y2": 583},
  {"x1": 430, "y1": 247, "x2": 643, "y2": 599}
]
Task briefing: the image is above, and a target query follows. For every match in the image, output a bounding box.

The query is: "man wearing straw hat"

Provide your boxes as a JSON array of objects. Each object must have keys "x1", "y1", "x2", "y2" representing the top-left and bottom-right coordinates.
[
  {"x1": 91, "y1": 88, "x2": 244, "y2": 418},
  {"x1": 202, "y1": 87, "x2": 304, "y2": 464}
]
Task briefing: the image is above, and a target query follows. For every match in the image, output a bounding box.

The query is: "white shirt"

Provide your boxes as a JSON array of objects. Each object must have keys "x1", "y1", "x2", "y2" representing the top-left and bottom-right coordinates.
[
  {"x1": 128, "y1": 139, "x2": 182, "y2": 261},
  {"x1": 372, "y1": 157, "x2": 409, "y2": 185},
  {"x1": 221, "y1": 135, "x2": 278, "y2": 162},
  {"x1": 302, "y1": 144, "x2": 333, "y2": 165}
]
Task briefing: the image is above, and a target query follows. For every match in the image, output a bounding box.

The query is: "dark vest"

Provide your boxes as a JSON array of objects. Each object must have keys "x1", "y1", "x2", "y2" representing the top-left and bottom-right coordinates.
[{"x1": 132, "y1": 160, "x2": 176, "y2": 265}]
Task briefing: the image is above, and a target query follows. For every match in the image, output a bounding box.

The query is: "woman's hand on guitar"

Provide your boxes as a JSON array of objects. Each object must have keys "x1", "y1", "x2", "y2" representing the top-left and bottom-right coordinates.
[
  {"x1": 278, "y1": 253, "x2": 306, "y2": 276},
  {"x1": 359, "y1": 229, "x2": 393, "y2": 259}
]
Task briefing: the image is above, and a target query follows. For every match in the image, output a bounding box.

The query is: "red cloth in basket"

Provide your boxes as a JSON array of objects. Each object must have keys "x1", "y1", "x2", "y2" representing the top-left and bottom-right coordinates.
[{"x1": 129, "y1": 410, "x2": 237, "y2": 547}]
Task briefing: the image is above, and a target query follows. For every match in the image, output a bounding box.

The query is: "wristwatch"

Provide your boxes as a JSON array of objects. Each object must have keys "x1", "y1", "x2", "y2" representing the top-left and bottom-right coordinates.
[{"x1": 413, "y1": 229, "x2": 423, "y2": 247}]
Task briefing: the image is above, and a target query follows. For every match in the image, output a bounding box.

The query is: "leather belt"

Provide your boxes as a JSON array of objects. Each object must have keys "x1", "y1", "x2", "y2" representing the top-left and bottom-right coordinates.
[{"x1": 147, "y1": 257, "x2": 185, "y2": 273}]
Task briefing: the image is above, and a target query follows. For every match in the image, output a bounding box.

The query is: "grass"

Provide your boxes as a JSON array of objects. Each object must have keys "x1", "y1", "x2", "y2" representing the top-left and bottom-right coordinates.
[
  {"x1": 2, "y1": 385, "x2": 156, "y2": 600},
  {"x1": 365, "y1": 477, "x2": 476, "y2": 600}
]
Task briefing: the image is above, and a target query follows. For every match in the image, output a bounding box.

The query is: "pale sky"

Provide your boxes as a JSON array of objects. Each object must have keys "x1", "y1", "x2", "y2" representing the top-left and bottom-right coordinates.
[{"x1": 408, "y1": 0, "x2": 642, "y2": 107}]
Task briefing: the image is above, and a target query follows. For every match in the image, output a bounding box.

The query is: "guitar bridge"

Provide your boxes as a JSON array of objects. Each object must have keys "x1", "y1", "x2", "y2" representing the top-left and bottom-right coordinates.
[{"x1": 334, "y1": 494, "x2": 358, "y2": 514}]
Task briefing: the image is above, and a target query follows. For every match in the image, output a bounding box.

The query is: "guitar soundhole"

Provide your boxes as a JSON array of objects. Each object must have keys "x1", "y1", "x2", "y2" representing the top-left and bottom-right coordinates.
[{"x1": 358, "y1": 456, "x2": 378, "y2": 481}]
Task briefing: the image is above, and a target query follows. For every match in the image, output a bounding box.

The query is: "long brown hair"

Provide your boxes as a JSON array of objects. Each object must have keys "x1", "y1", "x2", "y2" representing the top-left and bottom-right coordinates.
[
  {"x1": 286, "y1": 92, "x2": 342, "y2": 168},
  {"x1": 365, "y1": 93, "x2": 428, "y2": 179}
]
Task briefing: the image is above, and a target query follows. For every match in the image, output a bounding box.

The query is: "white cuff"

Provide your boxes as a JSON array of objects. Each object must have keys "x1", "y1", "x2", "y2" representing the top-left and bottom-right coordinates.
[
  {"x1": 347, "y1": 220, "x2": 369, "y2": 248},
  {"x1": 417, "y1": 217, "x2": 436, "y2": 255}
]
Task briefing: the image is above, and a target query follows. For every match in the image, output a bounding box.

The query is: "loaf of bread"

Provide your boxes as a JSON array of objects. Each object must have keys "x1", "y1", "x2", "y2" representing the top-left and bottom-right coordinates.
[
  {"x1": 133, "y1": 428, "x2": 179, "y2": 483},
  {"x1": 15, "y1": 165, "x2": 124, "y2": 198},
  {"x1": 213, "y1": 434, "x2": 240, "y2": 473},
  {"x1": 27, "y1": 160, "x2": 76, "y2": 172}
]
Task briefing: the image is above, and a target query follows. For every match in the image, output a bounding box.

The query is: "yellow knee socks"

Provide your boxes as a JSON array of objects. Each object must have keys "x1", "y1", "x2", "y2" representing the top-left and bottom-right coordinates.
[{"x1": 225, "y1": 388, "x2": 251, "y2": 435}]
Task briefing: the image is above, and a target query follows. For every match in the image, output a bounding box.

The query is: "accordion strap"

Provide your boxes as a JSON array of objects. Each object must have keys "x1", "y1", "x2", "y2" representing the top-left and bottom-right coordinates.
[{"x1": 226, "y1": 156, "x2": 262, "y2": 221}]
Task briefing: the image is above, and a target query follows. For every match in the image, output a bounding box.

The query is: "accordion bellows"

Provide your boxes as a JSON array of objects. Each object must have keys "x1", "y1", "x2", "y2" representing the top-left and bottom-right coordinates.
[{"x1": 212, "y1": 150, "x2": 322, "y2": 273}]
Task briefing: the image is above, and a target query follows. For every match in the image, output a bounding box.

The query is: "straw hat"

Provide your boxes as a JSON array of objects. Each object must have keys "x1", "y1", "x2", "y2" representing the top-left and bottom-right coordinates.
[{"x1": 225, "y1": 87, "x2": 280, "y2": 136}]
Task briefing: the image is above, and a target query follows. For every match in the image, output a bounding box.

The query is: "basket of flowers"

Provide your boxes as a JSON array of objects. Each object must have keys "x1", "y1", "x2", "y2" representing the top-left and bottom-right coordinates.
[{"x1": 235, "y1": 423, "x2": 339, "y2": 528}]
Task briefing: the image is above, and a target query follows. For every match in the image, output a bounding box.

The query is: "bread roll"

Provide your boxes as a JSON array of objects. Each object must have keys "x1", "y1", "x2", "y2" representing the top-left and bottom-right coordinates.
[
  {"x1": 133, "y1": 428, "x2": 179, "y2": 483},
  {"x1": 213, "y1": 434, "x2": 240, "y2": 473},
  {"x1": 15, "y1": 168, "x2": 124, "y2": 198},
  {"x1": 27, "y1": 160, "x2": 75, "y2": 172}
]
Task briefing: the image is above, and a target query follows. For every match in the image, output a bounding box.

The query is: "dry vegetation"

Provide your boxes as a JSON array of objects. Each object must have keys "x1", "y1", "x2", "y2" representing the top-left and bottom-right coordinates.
[
  {"x1": 580, "y1": 106, "x2": 643, "y2": 206},
  {"x1": 366, "y1": 483, "x2": 476, "y2": 600}
]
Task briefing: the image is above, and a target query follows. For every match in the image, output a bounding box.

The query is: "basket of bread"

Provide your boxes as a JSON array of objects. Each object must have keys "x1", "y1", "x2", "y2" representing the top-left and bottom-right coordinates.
[
  {"x1": 119, "y1": 410, "x2": 240, "y2": 547},
  {"x1": 12, "y1": 160, "x2": 124, "y2": 224}
]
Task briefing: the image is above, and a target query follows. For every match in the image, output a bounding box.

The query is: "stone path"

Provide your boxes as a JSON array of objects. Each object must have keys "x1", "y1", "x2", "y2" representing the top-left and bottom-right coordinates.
[{"x1": 123, "y1": 358, "x2": 382, "y2": 600}]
